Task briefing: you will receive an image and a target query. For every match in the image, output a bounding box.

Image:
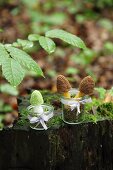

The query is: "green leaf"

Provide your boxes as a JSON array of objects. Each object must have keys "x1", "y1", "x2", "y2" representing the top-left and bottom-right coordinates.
[
  {"x1": 16, "y1": 39, "x2": 33, "y2": 50},
  {"x1": 2, "y1": 58, "x2": 25, "y2": 86},
  {"x1": 46, "y1": 29, "x2": 86, "y2": 49},
  {"x1": 13, "y1": 39, "x2": 33, "y2": 49},
  {"x1": 39, "y1": 36, "x2": 56, "y2": 54},
  {"x1": 0, "y1": 44, "x2": 25, "y2": 86},
  {"x1": 28, "y1": 34, "x2": 40, "y2": 41},
  {"x1": 0, "y1": 83, "x2": 18, "y2": 96},
  {"x1": 5, "y1": 45, "x2": 44, "y2": 77},
  {"x1": 12, "y1": 42, "x2": 21, "y2": 48},
  {"x1": 0, "y1": 43, "x2": 9, "y2": 64}
]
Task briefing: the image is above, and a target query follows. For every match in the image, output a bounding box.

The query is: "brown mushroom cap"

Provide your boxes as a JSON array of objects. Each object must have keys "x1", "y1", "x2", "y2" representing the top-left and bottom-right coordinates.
[
  {"x1": 79, "y1": 76, "x2": 95, "y2": 95},
  {"x1": 57, "y1": 75, "x2": 71, "y2": 93}
]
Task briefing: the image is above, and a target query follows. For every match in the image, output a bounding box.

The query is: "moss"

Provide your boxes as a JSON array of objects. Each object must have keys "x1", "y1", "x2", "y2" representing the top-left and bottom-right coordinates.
[
  {"x1": 47, "y1": 115, "x2": 63, "y2": 127},
  {"x1": 97, "y1": 102, "x2": 113, "y2": 119},
  {"x1": 78, "y1": 112, "x2": 103, "y2": 123},
  {"x1": 43, "y1": 92, "x2": 61, "y2": 110},
  {"x1": 62, "y1": 109, "x2": 104, "y2": 124},
  {"x1": 18, "y1": 112, "x2": 63, "y2": 129},
  {"x1": 17, "y1": 100, "x2": 63, "y2": 128},
  {"x1": 16, "y1": 108, "x2": 30, "y2": 127},
  {"x1": 78, "y1": 102, "x2": 113, "y2": 123},
  {"x1": 18, "y1": 90, "x2": 113, "y2": 127},
  {"x1": 84, "y1": 98, "x2": 102, "y2": 111}
]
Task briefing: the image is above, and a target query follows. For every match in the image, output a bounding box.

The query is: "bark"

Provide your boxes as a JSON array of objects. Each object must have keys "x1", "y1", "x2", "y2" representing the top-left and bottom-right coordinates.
[{"x1": 0, "y1": 120, "x2": 113, "y2": 170}]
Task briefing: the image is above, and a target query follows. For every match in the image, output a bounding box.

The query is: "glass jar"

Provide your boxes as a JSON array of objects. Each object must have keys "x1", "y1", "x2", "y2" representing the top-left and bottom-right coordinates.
[
  {"x1": 27, "y1": 104, "x2": 54, "y2": 130},
  {"x1": 61, "y1": 89, "x2": 92, "y2": 124}
]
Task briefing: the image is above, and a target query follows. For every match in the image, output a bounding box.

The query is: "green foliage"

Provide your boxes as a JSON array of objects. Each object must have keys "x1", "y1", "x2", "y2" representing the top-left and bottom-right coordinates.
[
  {"x1": 21, "y1": 0, "x2": 38, "y2": 8},
  {"x1": 0, "y1": 29, "x2": 86, "y2": 87},
  {"x1": 32, "y1": 12, "x2": 66, "y2": 25},
  {"x1": 28, "y1": 29, "x2": 86, "y2": 53},
  {"x1": 46, "y1": 29, "x2": 86, "y2": 49},
  {"x1": 71, "y1": 48, "x2": 96, "y2": 66},
  {"x1": 84, "y1": 98, "x2": 102, "y2": 112},
  {"x1": 103, "y1": 42, "x2": 113, "y2": 55},
  {"x1": 2, "y1": 57, "x2": 25, "y2": 86},
  {"x1": 95, "y1": 87, "x2": 106, "y2": 99},
  {"x1": 0, "y1": 44, "x2": 43, "y2": 86},
  {"x1": 0, "y1": 83, "x2": 18, "y2": 96},
  {"x1": 0, "y1": 100, "x2": 12, "y2": 113},
  {"x1": 76, "y1": 14, "x2": 87, "y2": 24},
  {"x1": 6, "y1": 45, "x2": 43, "y2": 82},
  {"x1": 39, "y1": 36, "x2": 56, "y2": 54},
  {"x1": 18, "y1": 90, "x2": 113, "y2": 127},
  {"x1": 48, "y1": 115, "x2": 62, "y2": 127},
  {"x1": 24, "y1": 1, "x2": 67, "y2": 33},
  {"x1": 66, "y1": 67, "x2": 79, "y2": 75},
  {"x1": 28, "y1": 34, "x2": 40, "y2": 41},
  {"x1": 42, "y1": 13, "x2": 66, "y2": 25},
  {"x1": 0, "y1": 28, "x2": 3, "y2": 33},
  {"x1": 94, "y1": 0, "x2": 113, "y2": 8},
  {"x1": 47, "y1": 70, "x2": 57, "y2": 78},
  {"x1": 97, "y1": 103, "x2": 113, "y2": 119},
  {"x1": 16, "y1": 108, "x2": 29, "y2": 127},
  {"x1": 13, "y1": 39, "x2": 33, "y2": 50},
  {"x1": 79, "y1": 112, "x2": 102, "y2": 123},
  {"x1": 80, "y1": 102, "x2": 113, "y2": 123},
  {"x1": 76, "y1": 10, "x2": 99, "y2": 23},
  {"x1": 97, "y1": 18, "x2": 113, "y2": 31},
  {"x1": 82, "y1": 87, "x2": 113, "y2": 123}
]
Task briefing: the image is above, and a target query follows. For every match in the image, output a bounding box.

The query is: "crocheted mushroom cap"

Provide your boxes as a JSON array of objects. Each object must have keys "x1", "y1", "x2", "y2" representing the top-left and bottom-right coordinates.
[
  {"x1": 79, "y1": 76, "x2": 95, "y2": 95},
  {"x1": 30, "y1": 90, "x2": 44, "y2": 106},
  {"x1": 57, "y1": 75, "x2": 71, "y2": 93}
]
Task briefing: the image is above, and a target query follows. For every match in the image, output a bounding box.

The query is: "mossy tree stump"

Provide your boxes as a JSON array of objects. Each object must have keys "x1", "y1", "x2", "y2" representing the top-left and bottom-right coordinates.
[
  {"x1": 0, "y1": 121, "x2": 113, "y2": 169},
  {"x1": 0, "y1": 95, "x2": 113, "y2": 170}
]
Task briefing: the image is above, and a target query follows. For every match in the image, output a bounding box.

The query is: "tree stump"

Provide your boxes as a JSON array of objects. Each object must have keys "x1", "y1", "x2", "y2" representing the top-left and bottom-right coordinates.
[{"x1": 0, "y1": 96, "x2": 113, "y2": 170}]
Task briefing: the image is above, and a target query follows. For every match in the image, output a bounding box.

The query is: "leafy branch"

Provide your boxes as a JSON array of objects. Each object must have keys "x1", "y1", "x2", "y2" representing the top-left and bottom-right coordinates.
[
  {"x1": 28, "y1": 29, "x2": 86, "y2": 54},
  {"x1": 0, "y1": 29, "x2": 86, "y2": 87}
]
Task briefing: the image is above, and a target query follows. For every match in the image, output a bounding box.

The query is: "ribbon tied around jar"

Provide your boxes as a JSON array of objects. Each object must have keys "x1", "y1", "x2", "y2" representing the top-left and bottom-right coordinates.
[
  {"x1": 61, "y1": 97, "x2": 92, "y2": 116},
  {"x1": 28, "y1": 105, "x2": 54, "y2": 130}
]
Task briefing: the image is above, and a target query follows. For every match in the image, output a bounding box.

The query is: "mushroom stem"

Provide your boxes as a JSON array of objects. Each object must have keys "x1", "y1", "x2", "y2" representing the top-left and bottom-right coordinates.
[
  {"x1": 74, "y1": 91, "x2": 84, "y2": 98},
  {"x1": 63, "y1": 92, "x2": 71, "y2": 98}
]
